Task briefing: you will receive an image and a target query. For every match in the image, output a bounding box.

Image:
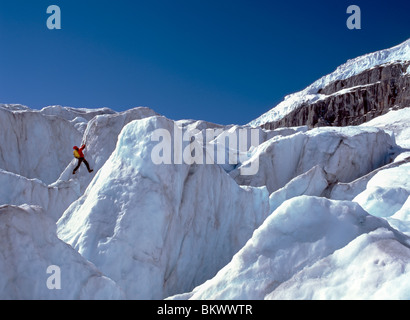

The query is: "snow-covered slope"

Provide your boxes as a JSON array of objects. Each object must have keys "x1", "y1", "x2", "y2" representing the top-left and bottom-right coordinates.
[{"x1": 249, "y1": 38, "x2": 410, "y2": 127}]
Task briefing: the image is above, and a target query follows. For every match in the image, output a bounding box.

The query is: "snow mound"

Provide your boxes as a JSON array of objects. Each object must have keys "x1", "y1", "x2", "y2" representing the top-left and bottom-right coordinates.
[
  {"x1": 0, "y1": 106, "x2": 83, "y2": 184},
  {"x1": 0, "y1": 204, "x2": 124, "y2": 299},
  {"x1": 170, "y1": 196, "x2": 408, "y2": 300},
  {"x1": 250, "y1": 38, "x2": 410, "y2": 126}
]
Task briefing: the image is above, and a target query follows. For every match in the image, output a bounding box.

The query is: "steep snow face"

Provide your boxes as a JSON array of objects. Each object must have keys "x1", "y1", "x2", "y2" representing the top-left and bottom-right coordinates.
[
  {"x1": 0, "y1": 204, "x2": 124, "y2": 299},
  {"x1": 0, "y1": 106, "x2": 83, "y2": 184},
  {"x1": 0, "y1": 104, "x2": 145, "y2": 186},
  {"x1": 56, "y1": 107, "x2": 158, "y2": 193},
  {"x1": 250, "y1": 38, "x2": 410, "y2": 126},
  {"x1": 57, "y1": 116, "x2": 270, "y2": 299},
  {"x1": 170, "y1": 196, "x2": 408, "y2": 300},
  {"x1": 232, "y1": 126, "x2": 396, "y2": 194}
]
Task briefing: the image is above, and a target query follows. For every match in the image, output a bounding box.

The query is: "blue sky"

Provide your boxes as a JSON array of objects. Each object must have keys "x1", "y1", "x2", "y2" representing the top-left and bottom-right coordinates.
[{"x1": 0, "y1": 0, "x2": 409, "y2": 125}]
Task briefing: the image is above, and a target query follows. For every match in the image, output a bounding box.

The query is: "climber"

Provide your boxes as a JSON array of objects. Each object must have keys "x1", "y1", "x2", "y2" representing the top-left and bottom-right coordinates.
[{"x1": 73, "y1": 144, "x2": 93, "y2": 174}]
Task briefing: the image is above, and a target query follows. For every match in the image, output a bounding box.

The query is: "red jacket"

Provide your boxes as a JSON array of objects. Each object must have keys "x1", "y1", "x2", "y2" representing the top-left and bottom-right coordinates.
[{"x1": 74, "y1": 145, "x2": 86, "y2": 158}]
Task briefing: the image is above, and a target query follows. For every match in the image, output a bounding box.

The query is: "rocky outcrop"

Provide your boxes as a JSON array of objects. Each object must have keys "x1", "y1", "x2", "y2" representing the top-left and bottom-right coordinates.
[{"x1": 262, "y1": 61, "x2": 410, "y2": 130}]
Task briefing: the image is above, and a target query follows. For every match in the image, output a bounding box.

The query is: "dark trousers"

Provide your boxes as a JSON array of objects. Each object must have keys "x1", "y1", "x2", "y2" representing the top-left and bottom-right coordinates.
[{"x1": 73, "y1": 157, "x2": 91, "y2": 173}]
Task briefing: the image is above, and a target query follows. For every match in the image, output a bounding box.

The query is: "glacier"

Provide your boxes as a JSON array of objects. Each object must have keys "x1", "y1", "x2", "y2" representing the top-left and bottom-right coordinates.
[
  {"x1": 1, "y1": 40, "x2": 410, "y2": 300},
  {"x1": 1, "y1": 102, "x2": 409, "y2": 300}
]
